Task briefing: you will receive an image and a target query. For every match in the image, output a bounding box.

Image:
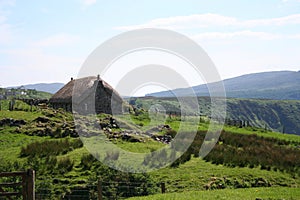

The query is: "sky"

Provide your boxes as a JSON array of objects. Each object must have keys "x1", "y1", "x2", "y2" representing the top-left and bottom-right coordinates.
[{"x1": 0, "y1": 0, "x2": 300, "y2": 95}]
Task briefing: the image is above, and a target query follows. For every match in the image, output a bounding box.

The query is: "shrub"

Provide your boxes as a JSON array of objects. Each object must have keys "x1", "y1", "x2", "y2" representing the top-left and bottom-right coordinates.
[
  {"x1": 20, "y1": 138, "x2": 83, "y2": 158},
  {"x1": 57, "y1": 157, "x2": 74, "y2": 174},
  {"x1": 166, "y1": 130, "x2": 300, "y2": 175}
]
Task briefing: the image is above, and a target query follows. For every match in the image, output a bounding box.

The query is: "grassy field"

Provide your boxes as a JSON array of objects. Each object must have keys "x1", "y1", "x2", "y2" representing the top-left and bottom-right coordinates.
[
  {"x1": 128, "y1": 187, "x2": 300, "y2": 200},
  {"x1": 0, "y1": 131, "x2": 49, "y2": 163},
  {"x1": 149, "y1": 157, "x2": 299, "y2": 193},
  {"x1": 0, "y1": 103, "x2": 299, "y2": 199},
  {"x1": 223, "y1": 125, "x2": 300, "y2": 143}
]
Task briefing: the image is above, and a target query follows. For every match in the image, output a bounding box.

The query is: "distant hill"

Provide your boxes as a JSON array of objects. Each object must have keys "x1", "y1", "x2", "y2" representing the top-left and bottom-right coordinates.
[
  {"x1": 9, "y1": 83, "x2": 64, "y2": 94},
  {"x1": 147, "y1": 71, "x2": 300, "y2": 100},
  {"x1": 131, "y1": 96, "x2": 300, "y2": 135}
]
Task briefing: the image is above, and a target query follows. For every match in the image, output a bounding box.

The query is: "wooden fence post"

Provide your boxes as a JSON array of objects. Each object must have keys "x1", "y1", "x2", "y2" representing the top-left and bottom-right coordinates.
[
  {"x1": 22, "y1": 173, "x2": 27, "y2": 199},
  {"x1": 161, "y1": 182, "x2": 165, "y2": 194},
  {"x1": 97, "y1": 178, "x2": 102, "y2": 200},
  {"x1": 26, "y1": 169, "x2": 35, "y2": 200}
]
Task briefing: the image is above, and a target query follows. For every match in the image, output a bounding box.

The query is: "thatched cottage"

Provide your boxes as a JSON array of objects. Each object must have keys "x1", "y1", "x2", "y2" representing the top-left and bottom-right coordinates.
[{"x1": 49, "y1": 75, "x2": 123, "y2": 114}]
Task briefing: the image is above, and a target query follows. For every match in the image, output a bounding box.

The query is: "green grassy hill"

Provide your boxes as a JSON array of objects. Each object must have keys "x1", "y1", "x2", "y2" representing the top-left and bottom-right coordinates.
[
  {"x1": 128, "y1": 187, "x2": 300, "y2": 200},
  {"x1": 0, "y1": 101, "x2": 299, "y2": 199}
]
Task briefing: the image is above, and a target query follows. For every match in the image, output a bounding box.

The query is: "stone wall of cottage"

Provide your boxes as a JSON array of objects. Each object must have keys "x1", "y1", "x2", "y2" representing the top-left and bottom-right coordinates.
[{"x1": 95, "y1": 81, "x2": 123, "y2": 115}]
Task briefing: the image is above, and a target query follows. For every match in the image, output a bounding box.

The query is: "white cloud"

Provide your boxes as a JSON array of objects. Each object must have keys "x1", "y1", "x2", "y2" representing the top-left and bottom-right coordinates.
[
  {"x1": 193, "y1": 31, "x2": 281, "y2": 40},
  {"x1": 281, "y1": 0, "x2": 300, "y2": 3},
  {"x1": 32, "y1": 33, "x2": 80, "y2": 47},
  {"x1": 243, "y1": 14, "x2": 300, "y2": 27},
  {"x1": 115, "y1": 13, "x2": 300, "y2": 30},
  {"x1": 115, "y1": 14, "x2": 238, "y2": 30},
  {"x1": 80, "y1": 0, "x2": 97, "y2": 9},
  {"x1": 288, "y1": 34, "x2": 300, "y2": 39},
  {"x1": 82, "y1": 0, "x2": 97, "y2": 6}
]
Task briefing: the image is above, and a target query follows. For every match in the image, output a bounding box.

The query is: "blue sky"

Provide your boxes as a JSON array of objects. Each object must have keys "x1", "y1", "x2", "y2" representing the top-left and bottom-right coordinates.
[{"x1": 0, "y1": 0, "x2": 300, "y2": 95}]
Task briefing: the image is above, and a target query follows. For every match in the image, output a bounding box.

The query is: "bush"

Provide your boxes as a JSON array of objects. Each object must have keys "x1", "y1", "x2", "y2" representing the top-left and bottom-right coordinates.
[{"x1": 20, "y1": 138, "x2": 83, "y2": 158}]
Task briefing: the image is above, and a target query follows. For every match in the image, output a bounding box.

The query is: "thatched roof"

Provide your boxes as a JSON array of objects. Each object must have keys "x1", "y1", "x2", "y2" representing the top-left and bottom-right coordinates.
[{"x1": 49, "y1": 76, "x2": 123, "y2": 104}]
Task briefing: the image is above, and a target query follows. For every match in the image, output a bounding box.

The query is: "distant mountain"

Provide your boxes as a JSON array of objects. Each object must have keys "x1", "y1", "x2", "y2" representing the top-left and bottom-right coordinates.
[
  {"x1": 147, "y1": 71, "x2": 300, "y2": 100},
  {"x1": 9, "y1": 83, "x2": 64, "y2": 94}
]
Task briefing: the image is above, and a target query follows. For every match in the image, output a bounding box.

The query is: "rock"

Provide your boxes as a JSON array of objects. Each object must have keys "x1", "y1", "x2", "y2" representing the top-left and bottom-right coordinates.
[
  {"x1": 45, "y1": 127, "x2": 53, "y2": 136},
  {"x1": 151, "y1": 134, "x2": 172, "y2": 144},
  {"x1": 129, "y1": 137, "x2": 141, "y2": 142},
  {"x1": 100, "y1": 122, "x2": 108, "y2": 129},
  {"x1": 122, "y1": 133, "x2": 131, "y2": 141},
  {"x1": 164, "y1": 124, "x2": 170, "y2": 129},
  {"x1": 0, "y1": 118, "x2": 26, "y2": 127},
  {"x1": 15, "y1": 127, "x2": 21, "y2": 133},
  {"x1": 11, "y1": 119, "x2": 26, "y2": 127},
  {"x1": 34, "y1": 116, "x2": 50, "y2": 123}
]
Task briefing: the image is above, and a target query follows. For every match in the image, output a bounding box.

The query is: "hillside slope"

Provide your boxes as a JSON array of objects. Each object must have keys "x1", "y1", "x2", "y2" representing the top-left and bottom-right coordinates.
[
  {"x1": 132, "y1": 97, "x2": 300, "y2": 135},
  {"x1": 225, "y1": 98, "x2": 300, "y2": 135},
  {"x1": 147, "y1": 71, "x2": 300, "y2": 100}
]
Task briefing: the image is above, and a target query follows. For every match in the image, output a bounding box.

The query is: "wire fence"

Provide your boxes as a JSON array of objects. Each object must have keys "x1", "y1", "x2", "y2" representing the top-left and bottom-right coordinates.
[{"x1": 33, "y1": 178, "x2": 163, "y2": 200}]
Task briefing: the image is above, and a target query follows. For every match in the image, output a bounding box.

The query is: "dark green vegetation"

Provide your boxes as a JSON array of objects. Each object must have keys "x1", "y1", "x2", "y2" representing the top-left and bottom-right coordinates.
[
  {"x1": 20, "y1": 139, "x2": 83, "y2": 157},
  {"x1": 171, "y1": 131, "x2": 300, "y2": 175},
  {"x1": 148, "y1": 70, "x2": 300, "y2": 100},
  {"x1": 131, "y1": 96, "x2": 300, "y2": 135},
  {"x1": 0, "y1": 99, "x2": 299, "y2": 199}
]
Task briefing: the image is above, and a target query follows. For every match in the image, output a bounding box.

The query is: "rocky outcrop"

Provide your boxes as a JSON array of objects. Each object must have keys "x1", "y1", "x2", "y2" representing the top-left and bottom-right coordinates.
[{"x1": 0, "y1": 118, "x2": 26, "y2": 127}]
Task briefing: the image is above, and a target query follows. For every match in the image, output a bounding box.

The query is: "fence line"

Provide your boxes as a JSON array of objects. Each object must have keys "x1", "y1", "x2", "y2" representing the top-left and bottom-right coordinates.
[
  {"x1": 0, "y1": 169, "x2": 35, "y2": 200},
  {"x1": 33, "y1": 177, "x2": 165, "y2": 200}
]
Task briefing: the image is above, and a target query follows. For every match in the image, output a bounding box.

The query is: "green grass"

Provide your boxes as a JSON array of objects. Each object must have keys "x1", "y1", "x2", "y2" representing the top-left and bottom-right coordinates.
[
  {"x1": 0, "y1": 110, "x2": 42, "y2": 121},
  {"x1": 149, "y1": 158, "x2": 299, "y2": 193},
  {"x1": 0, "y1": 106, "x2": 300, "y2": 199},
  {"x1": 117, "y1": 110, "x2": 300, "y2": 144},
  {"x1": 116, "y1": 139, "x2": 166, "y2": 153},
  {"x1": 224, "y1": 125, "x2": 300, "y2": 143},
  {"x1": 128, "y1": 187, "x2": 300, "y2": 200},
  {"x1": 0, "y1": 131, "x2": 50, "y2": 164}
]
